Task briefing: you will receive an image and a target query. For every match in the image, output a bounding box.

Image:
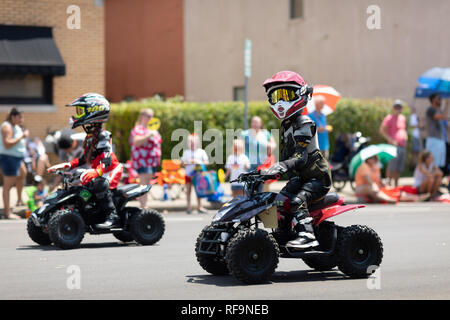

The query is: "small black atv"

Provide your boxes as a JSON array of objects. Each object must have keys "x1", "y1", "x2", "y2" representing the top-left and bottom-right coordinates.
[
  {"x1": 195, "y1": 171, "x2": 383, "y2": 284},
  {"x1": 27, "y1": 169, "x2": 165, "y2": 249}
]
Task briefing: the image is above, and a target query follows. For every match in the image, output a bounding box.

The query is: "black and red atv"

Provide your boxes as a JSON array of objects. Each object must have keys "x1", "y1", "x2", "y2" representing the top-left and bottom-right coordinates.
[
  {"x1": 27, "y1": 169, "x2": 165, "y2": 249},
  {"x1": 195, "y1": 171, "x2": 383, "y2": 284}
]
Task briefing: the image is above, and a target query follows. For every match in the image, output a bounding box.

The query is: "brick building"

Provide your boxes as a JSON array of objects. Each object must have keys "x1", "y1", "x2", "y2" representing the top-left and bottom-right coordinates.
[
  {"x1": 105, "y1": 0, "x2": 183, "y2": 102},
  {"x1": 105, "y1": 0, "x2": 450, "y2": 110},
  {"x1": 0, "y1": 0, "x2": 105, "y2": 140}
]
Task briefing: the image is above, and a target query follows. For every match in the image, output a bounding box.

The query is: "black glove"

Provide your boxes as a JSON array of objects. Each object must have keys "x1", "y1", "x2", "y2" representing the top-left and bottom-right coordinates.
[{"x1": 260, "y1": 162, "x2": 287, "y2": 179}]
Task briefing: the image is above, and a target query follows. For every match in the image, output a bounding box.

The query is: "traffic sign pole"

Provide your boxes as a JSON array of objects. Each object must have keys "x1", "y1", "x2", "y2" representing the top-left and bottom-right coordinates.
[{"x1": 244, "y1": 39, "x2": 251, "y2": 130}]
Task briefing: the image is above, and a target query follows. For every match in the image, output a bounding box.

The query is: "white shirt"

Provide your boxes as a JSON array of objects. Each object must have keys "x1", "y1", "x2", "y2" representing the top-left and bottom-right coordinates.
[
  {"x1": 225, "y1": 154, "x2": 250, "y2": 186},
  {"x1": 409, "y1": 114, "x2": 420, "y2": 138},
  {"x1": 181, "y1": 148, "x2": 209, "y2": 177}
]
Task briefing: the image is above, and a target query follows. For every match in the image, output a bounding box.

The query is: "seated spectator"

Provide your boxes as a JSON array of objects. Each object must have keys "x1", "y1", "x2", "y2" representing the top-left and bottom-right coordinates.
[
  {"x1": 225, "y1": 139, "x2": 250, "y2": 198},
  {"x1": 355, "y1": 155, "x2": 429, "y2": 203},
  {"x1": 32, "y1": 175, "x2": 48, "y2": 208},
  {"x1": 25, "y1": 137, "x2": 50, "y2": 177},
  {"x1": 354, "y1": 155, "x2": 396, "y2": 204},
  {"x1": 414, "y1": 150, "x2": 443, "y2": 198}
]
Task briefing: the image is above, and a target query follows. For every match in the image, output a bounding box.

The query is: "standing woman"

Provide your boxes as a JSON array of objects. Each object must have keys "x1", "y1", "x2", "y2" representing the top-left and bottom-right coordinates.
[
  {"x1": 241, "y1": 116, "x2": 277, "y2": 171},
  {"x1": 0, "y1": 108, "x2": 28, "y2": 219},
  {"x1": 129, "y1": 108, "x2": 162, "y2": 208},
  {"x1": 241, "y1": 116, "x2": 276, "y2": 192}
]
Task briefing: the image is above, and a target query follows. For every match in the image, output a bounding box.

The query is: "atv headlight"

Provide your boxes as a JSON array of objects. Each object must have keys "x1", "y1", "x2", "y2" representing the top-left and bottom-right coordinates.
[
  {"x1": 212, "y1": 211, "x2": 225, "y2": 222},
  {"x1": 38, "y1": 203, "x2": 48, "y2": 214}
]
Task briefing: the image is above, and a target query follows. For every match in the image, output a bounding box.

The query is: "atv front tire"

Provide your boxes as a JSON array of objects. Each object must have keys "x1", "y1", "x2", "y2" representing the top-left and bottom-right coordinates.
[
  {"x1": 130, "y1": 209, "x2": 165, "y2": 245},
  {"x1": 195, "y1": 226, "x2": 229, "y2": 275},
  {"x1": 226, "y1": 229, "x2": 279, "y2": 284},
  {"x1": 48, "y1": 210, "x2": 85, "y2": 249},
  {"x1": 336, "y1": 225, "x2": 383, "y2": 278},
  {"x1": 27, "y1": 217, "x2": 52, "y2": 246}
]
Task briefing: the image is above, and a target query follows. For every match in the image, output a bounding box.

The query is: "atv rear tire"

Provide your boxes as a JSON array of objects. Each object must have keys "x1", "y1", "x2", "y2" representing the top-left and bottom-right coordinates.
[
  {"x1": 130, "y1": 209, "x2": 165, "y2": 245},
  {"x1": 336, "y1": 225, "x2": 383, "y2": 278},
  {"x1": 195, "y1": 226, "x2": 229, "y2": 275},
  {"x1": 48, "y1": 210, "x2": 85, "y2": 249},
  {"x1": 113, "y1": 231, "x2": 134, "y2": 243},
  {"x1": 226, "y1": 229, "x2": 279, "y2": 284},
  {"x1": 302, "y1": 255, "x2": 337, "y2": 271},
  {"x1": 27, "y1": 218, "x2": 52, "y2": 246}
]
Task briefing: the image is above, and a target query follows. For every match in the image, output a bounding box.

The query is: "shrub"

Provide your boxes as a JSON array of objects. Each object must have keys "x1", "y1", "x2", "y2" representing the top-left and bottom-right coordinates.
[{"x1": 107, "y1": 97, "x2": 410, "y2": 169}]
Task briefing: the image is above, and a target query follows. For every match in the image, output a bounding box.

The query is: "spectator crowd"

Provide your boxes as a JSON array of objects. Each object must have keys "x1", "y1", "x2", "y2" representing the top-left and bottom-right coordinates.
[{"x1": 1, "y1": 93, "x2": 449, "y2": 219}]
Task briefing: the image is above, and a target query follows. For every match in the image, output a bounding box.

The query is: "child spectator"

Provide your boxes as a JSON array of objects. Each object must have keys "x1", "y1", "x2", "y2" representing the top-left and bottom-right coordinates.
[
  {"x1": 414, "y1": 150, "x2": 443, "y2": 198},
  {"x1": 225, "y1": 139, "x2": 250, "y2": 198},
  {"x1": 25, "y1": 137, "x2": 50, "y2": 177},
  {"x1": 33, "y1": 175, "x2": 48, "y2": 208},
  {"x1": 181, "y1": 134, "x2": 209, "y2": 214}
]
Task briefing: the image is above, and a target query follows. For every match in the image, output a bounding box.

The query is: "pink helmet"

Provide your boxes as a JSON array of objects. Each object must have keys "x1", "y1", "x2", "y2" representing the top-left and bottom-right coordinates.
[{"x1": 263, "y1": 71, "x2": 311, "y2": 120}]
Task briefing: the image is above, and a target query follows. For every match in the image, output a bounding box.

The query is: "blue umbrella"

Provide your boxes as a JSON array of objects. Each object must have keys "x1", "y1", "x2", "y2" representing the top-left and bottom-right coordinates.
[{"x1": 415, "y1": 67, "x2": 450, "y2": 98}]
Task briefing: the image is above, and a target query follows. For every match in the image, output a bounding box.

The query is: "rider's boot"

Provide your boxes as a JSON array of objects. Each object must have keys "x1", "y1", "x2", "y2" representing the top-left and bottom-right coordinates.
[
  {"x1": 286, "y1": 209, "x2": 319, "y2": 250},
  {"x1": 96, "y1": 209, "x2": 120, "y2": 229},
  {"x1": 95, "y1": 188, "x2": 120, "y2": 229}
]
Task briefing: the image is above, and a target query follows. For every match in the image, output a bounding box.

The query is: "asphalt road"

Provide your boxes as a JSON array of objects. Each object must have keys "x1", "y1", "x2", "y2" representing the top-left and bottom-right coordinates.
[{"x1": 1, "y1": 202, "x2": 450, "y2": 300}]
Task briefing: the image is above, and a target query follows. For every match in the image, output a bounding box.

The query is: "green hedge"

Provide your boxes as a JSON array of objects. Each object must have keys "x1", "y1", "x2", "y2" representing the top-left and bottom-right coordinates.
[{"x1": 107, "y1": 97, "x2": 410, "y2": 167}]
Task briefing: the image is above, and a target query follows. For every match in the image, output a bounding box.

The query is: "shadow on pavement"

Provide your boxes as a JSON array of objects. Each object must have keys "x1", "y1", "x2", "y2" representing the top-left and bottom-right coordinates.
[
  {"x1": 186, "y1": 269, "x2": 348, "y2": 287},
  {"x1": 16, "y1": 241, "x2": 140, "y2": 251}
]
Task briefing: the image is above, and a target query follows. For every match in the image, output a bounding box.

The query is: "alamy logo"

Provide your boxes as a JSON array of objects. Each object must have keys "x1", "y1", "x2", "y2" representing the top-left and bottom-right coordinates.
[
  {"x1": 366, "y1": 265, "x2": 381, "y2": 290},
  {"x1": 66, "y1": 265, "x2": 81, "y2": 290},
  {"x1": 66, "y1": 5, "x2": 81, "y2": 30},
  {"x1": 366, "y1": 5, "x2": 381, "y2": 30}
]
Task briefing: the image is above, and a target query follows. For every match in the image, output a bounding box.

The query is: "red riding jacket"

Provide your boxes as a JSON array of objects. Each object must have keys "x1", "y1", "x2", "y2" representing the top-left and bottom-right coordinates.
[{"x1": 70, "y1": 130, "x2": 123, "y2": 189}]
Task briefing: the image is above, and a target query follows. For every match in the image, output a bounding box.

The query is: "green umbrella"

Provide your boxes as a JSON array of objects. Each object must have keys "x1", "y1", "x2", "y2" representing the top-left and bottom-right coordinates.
[{"x1": 349, "y1": 144, "x2": 397, "y2": 178}]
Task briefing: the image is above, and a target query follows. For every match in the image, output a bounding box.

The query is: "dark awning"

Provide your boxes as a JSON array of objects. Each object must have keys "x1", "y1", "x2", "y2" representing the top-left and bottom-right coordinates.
[{"x1": 0, "y1": 25, "x2": 65, "y2": 76}]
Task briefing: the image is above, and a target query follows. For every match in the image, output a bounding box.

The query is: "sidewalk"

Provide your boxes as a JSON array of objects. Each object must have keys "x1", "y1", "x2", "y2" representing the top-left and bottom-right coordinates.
[{"x1": 0, "y1": 177, "x2": 423, "y2": 218}]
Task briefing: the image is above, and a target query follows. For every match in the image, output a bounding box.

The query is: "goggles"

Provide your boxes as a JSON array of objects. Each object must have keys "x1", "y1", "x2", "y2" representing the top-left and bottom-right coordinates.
[
  {"x1": 268, "y1": 87, "x2": 300, "y2": 104},
  {"x1": 75, "y1": 106, "x2": 86, "y2": 119}
]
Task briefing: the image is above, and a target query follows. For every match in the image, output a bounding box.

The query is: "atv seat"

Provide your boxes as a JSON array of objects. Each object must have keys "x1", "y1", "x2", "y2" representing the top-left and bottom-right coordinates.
[
  {"x1": 113, "y1": 184, "x2": 140, "y2": 197},
  {"x1": 309, "y1": 192, "x2": 340, "y2": 212}
]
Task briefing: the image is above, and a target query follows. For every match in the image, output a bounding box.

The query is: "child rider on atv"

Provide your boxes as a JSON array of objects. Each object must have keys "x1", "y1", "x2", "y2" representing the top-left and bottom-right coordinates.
[
  {"x1": 259, "y1": 71, "x2": 332, "y2": 250},
  {"x1": 48, "y1": 93, "x2": 123, "y2": 230}
]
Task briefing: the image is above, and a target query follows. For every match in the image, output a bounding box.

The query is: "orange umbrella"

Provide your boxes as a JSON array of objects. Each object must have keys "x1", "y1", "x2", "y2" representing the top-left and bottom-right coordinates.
[{"x1": 305, "y1": 85, "x2": 341, "y2": 116}]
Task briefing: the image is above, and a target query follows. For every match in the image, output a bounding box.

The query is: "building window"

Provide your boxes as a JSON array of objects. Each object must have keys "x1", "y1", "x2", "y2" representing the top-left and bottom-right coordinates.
[
  {"x1": 0, "y1": 25, "x2": 65, "y2": 107},
  {"x1": 233, "y1": 86, "x2": 245, "y2": 102},
  {"x1": 290, "y1": 0, "x2": 304, "y2": 19},
  {"x1": 0, "y1": 74, "x2": 53, "y2": 104}
]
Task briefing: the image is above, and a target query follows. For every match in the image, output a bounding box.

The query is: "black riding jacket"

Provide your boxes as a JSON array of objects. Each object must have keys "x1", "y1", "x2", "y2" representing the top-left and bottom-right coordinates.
[{"x1": 263, "y1": 113, "x2": 331, "y2": 182}]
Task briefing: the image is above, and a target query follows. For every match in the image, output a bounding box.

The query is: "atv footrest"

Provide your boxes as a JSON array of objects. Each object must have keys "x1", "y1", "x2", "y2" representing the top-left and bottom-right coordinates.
[
  {"x1": 197, "y1": 249, "x2": 218, "y2": 255},
  {"x1": 280, "y1": 249, "x2": 333, "y2": 259}
]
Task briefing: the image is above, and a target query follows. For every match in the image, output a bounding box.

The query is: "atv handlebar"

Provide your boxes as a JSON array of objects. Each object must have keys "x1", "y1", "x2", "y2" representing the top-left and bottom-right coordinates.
[
  {"x1": 54, "y1": 169, "x2": 85, "y2": 188},
  {"x1": 230, "y1": 170, "x2": 280, "y2": 184}
]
